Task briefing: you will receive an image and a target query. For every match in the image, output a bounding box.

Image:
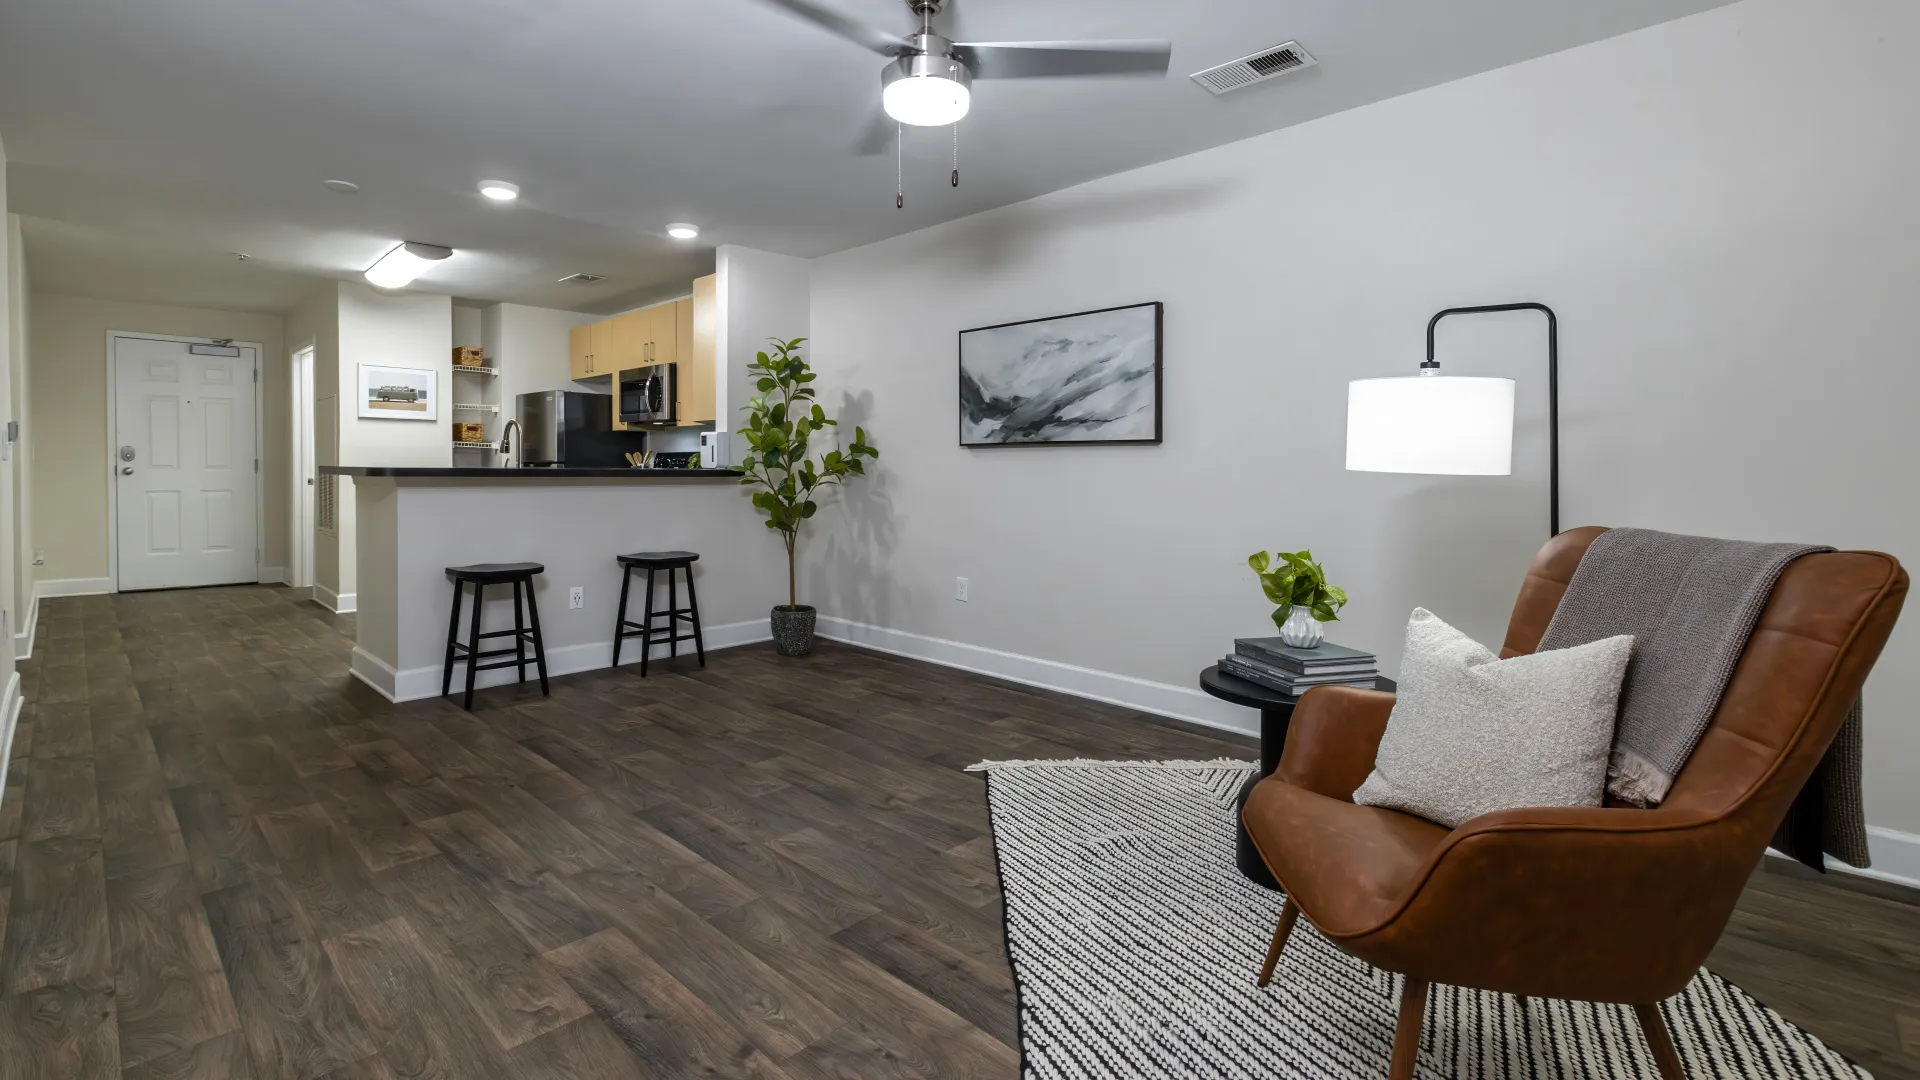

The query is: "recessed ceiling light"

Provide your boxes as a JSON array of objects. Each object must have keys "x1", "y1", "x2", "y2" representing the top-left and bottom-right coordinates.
[
  {"x1": 323, "y1": 179, "x2": 359, "y2": 194},
  {"x1": 478, "y1": 180, "x2": 520, "y2": 202},
  {"x1": 666, "y1": 223, "x2": 699, "y2": 240},
  {"x1": 365, "y1": 241, "x2": 453, "y2": 289}
]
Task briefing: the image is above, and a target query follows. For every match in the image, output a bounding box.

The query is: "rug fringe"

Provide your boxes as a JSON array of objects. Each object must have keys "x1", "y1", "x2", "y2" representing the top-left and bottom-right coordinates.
[{"x1": 965, "y1": 757, "x2": 1255, "y2": 773}]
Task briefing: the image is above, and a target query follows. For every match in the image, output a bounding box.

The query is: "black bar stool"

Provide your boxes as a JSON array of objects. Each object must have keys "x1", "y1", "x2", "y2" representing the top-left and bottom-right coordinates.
[
  {"x1": 612, "y1": 551, "x2": 704, "y2": 676},
  {"x1": 443, "y1": 562, "x2": 550, "y2": 710}
]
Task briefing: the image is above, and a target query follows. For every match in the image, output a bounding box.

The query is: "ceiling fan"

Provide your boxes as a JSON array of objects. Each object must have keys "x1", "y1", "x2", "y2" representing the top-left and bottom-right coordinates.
[{"x1": 752, "y1": 0, "x2": 1172, "y2": 131}]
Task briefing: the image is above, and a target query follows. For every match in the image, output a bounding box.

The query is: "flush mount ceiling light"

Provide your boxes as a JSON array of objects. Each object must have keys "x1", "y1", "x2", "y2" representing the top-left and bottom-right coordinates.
[
  {"x1": 478, "y1": 179, "x2": 520, "y2": 202},
  {"x1": 364, "y1": 241, "x2": 453, "y2": 289},
  {"x1": 323, "y1": 179, "x2": 359, "y2": 194},
  {"x1": 665, "y1": 223, "x2": 700, "y2": 240}
]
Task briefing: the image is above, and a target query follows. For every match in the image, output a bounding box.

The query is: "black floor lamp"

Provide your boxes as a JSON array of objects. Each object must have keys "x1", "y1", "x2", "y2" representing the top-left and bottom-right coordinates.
[{"x1": 1345, "y1": 302, "x2": 1561, "y2": 536}]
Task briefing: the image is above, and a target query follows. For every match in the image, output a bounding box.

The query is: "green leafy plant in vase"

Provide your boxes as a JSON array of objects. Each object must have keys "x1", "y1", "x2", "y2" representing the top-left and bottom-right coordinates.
[
  {"x1": 1247, "y1": 549, "x2": 1348, "y2": 649},
  {"x1": 739, "y1": 337, "x2": 880, "y2": 656}
]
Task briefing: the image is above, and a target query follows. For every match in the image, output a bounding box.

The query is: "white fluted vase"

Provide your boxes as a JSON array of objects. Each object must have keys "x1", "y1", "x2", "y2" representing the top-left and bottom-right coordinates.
[{"x1": 1278, "y1": 606, "x2": 1325, "y2": 649}]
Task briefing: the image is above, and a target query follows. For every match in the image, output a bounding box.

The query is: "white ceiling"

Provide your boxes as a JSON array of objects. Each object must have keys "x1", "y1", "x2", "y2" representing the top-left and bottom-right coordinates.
[{"x1": 0, "y1": 0, "x2": 1735, "y2": 315}]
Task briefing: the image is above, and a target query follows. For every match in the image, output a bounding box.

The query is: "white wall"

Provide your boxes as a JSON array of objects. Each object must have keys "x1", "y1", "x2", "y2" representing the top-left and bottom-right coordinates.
[
  {"x1": 336, "y1": 282, "x2": 451, "y2": 468},
  {"x1": 286, "y1": 282, "x2": 345, "y2": 603},
  {"x1": 0, "y1": 141, "x2": 16, "y2": 723},
  {"x1": 27, "y1": 292, "x2": 288, "y2": 584},
  {"x1": 805, "y1": 0, "x2": 1920, "y2": 856},
  {"x1": 716, "y1": 245, "x2": 810, "y2": 456},
  {"x1": 7, "y1": 215, "x2": 31, "y2": 659},
  {"x1": 452, "y1": 303, "x2": 484, "y2": 350},
  {"x1": 482, "y1": 302, "x2": 596, "y2": 439}
]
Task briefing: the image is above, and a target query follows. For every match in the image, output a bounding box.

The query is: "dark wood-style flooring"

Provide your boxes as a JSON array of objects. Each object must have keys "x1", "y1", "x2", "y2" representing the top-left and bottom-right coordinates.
[{"x1": 0, "y1": 585, "x2": 1914, "y2": 1079}]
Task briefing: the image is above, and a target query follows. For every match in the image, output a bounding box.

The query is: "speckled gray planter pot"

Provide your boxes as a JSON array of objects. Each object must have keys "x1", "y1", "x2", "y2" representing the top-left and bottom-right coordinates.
[{"x1": 771, "y1": 605, "x2": 817, "y2": 656}]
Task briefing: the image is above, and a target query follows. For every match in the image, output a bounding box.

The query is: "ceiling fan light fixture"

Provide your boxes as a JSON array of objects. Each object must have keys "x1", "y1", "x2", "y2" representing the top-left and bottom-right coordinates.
[{"x1": 882, "y1": 53, "x2": 971, "y2": 127}]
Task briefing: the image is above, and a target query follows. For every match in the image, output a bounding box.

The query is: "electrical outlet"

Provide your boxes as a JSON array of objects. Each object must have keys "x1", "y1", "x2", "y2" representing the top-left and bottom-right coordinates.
[
  {"x1": 568, "y1": 586, "x2": 584, "y2": 610},
  {"x1": 955, "y1": 577, "x2": 969, "y2": 602}
]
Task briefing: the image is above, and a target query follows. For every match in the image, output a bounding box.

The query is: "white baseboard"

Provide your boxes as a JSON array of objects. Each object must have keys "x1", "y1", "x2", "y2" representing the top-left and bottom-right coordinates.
[
  {"x1": 13, "y1": 584, "x2": 37, "y2": 661},
  {"x1": 1769, "y1": 826, "x2": 1920, "y2": 891},
  {"x1": 0, "y1": 670, "x2": 22, "y2": 790},
  {"x1": 352, "y1": 616, "x2": 773, "y2": 703},
  {"x1": 36, "y1": 576, "x2": 111, "y2": 599},
  {"x1": 813, "y1": 615, "x2": 1258, "y2": 739},
  {"x1": 259, "y1": 565, "x2": 288, "y2": 586},
  {"x1": 816, "y1": 616, "x2": 1920, "y2": 892},
  {"x1": 313, "y1": 585, "x2": 357, "y2": 614}
]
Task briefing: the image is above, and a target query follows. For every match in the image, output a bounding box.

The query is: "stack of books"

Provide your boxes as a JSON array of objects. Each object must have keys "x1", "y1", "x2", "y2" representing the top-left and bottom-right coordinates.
[{"x1": 1220, "y1": 637, "x2": 1379, "y2": 696}]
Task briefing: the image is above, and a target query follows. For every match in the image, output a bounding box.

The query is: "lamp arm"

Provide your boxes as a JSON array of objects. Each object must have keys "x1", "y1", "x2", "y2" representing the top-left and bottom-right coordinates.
[{"x1": 1424, "y1": 303, "x2": 1559, "y2": 537}]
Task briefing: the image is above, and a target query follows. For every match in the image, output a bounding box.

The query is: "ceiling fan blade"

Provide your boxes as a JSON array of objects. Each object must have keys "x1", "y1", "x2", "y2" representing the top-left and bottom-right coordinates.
[
  {"x1": 748, "y1": 0, "x2": 911, "y2": 57},
  {"x1": 952, "y1": 40, "x2": 1172, "y2": 79},
  {"x1": 853, "y1": 108, "x2": 894, "y2": 156}
]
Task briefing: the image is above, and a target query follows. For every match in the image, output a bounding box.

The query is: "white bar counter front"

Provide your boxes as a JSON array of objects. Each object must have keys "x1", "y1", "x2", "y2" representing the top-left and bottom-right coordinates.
[{"x1": 324, "y1": 466, "x2": 783, "y2": 701}]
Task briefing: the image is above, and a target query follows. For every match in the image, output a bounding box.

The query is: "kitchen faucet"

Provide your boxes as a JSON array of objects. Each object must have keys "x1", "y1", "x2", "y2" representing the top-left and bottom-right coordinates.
[{"x1": 499, "y1": 419, "x2": 522, "y2": 468}]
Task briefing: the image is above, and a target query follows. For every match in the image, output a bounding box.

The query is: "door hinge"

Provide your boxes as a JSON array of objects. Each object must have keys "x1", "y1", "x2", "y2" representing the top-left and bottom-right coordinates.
[{"x1": 254, "y1": 458, "x2": 259, "y2": 473}]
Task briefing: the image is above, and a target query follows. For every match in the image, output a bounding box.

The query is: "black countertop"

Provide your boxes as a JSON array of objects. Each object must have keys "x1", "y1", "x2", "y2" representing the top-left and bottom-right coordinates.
[{"x1": 320, "y1": 465, "x2": 742, "y2": 479}]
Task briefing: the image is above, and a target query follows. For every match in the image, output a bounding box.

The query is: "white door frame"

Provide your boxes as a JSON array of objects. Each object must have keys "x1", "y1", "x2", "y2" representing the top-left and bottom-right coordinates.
[
  {"x1": 289, "y1": 343, "x2": 315, "y2": 589},
  {"x1": 105, "y1": 331, "x2": 265, "y2": 593}
]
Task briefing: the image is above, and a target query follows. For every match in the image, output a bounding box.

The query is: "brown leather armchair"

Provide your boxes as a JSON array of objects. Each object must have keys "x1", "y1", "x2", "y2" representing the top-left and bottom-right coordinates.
[{"x1": 1241, "y1": 527, "x2": 1907, "y2": 1080}]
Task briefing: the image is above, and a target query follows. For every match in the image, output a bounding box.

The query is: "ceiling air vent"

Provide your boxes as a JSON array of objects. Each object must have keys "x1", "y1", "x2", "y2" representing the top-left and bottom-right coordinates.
[
  {"x1": 558, "y1": 273, "x2": 605, "y2": 284},
  {"x1": 1190, "y1": 41, "x2": 1317, "y2": 96}
]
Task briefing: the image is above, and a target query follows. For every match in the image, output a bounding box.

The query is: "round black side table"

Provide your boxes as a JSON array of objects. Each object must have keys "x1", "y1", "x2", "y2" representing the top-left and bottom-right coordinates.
[{"x1": 1201, "y1": 664, "x2": 1395, "y2": 890}]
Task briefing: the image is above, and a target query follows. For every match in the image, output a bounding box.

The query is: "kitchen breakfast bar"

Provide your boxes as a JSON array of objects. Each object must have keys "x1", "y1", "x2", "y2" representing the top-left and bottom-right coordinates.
[{"x1": 322, "y1": 465, "x2": 784, "y2": 702}]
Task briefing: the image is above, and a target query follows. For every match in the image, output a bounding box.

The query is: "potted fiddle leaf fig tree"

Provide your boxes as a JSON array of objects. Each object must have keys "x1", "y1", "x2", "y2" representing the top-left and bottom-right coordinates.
[
  {"x1": 1248, "y1": 549, "x2": 1347, "y2": 649},
  {"x1": 739, "y1": 338, "x2": 879, "y2": 656}
]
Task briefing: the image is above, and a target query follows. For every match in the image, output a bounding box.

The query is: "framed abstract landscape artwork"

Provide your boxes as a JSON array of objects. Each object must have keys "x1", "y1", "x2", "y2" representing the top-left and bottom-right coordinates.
[{"x1": 958, "y1": 301, "x2": 1163, "y2": 446}]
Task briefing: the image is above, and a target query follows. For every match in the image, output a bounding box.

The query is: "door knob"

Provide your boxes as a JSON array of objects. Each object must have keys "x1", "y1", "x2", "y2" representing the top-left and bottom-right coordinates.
[{"x1": 121, "y1": 466, "x2": 135, "y2": 475}]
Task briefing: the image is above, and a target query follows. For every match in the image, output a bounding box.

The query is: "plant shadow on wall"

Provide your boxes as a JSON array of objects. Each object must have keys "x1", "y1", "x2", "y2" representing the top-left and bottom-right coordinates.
[
  {"x1": 739, "y1": 338, "x2": 881, "y2": 657},
  {"x1": 810, "y1": 387, "x2": 901, "y2": 633}
]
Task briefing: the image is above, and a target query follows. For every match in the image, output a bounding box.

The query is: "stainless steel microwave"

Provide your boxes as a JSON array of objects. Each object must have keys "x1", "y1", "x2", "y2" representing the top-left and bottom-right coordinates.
[{"x1": 618, "y1": 363, "x2": 677, "y2": 425}]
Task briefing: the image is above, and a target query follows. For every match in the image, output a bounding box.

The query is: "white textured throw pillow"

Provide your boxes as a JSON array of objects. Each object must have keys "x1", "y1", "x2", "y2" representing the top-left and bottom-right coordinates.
[{"x1": 1352, "y1": 608, "x2": 1633, "y2": 829}]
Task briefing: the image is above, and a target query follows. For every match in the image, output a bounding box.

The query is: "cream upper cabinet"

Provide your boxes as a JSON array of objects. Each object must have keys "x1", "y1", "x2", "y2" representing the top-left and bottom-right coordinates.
[
  {"x1": 568, "y1": 324, "x2": 594, "y2": 381},
  {"x1": 610, "y1": 310, "x2": 650, "y2": 372},
  {"x1": 681, "y1": 278, "x2": 717, "y2": 426},
  {"x1": 588, "y1": 320, "x2": 615, "y2": 376},
  {"x1": 650, "y1": 300, "x2": 680, "y2": 368},
  {"x1": 568, "y1": 289, "x2": 712, "y2": 424}
]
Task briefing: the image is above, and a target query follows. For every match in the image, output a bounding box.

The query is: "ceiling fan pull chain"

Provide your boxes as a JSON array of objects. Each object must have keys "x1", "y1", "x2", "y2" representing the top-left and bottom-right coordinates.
[
  {"x1": 951, "y1": 124, "x2": 959, "y2": 188},
  {"x1": 897, "y1": 123, "x2": 905, "y2": 209}
]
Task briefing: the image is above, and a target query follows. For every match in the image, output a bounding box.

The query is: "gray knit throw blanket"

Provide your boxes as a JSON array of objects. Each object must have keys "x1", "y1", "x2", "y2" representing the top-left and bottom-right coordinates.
[{"x1": 1537, "y1": 527, "x2": 1870, "y2": 868}]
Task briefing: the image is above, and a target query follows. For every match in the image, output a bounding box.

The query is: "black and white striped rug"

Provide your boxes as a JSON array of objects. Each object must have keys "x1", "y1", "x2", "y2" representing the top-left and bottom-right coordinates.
[{"x1": 969, "y1": 758, "x2": 1868, "y2": 1080}]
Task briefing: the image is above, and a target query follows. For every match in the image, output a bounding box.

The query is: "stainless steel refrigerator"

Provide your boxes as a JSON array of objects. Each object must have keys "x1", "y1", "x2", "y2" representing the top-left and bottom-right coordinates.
[{"x1": 516, "y1": 391, "x2": 647, "y2": 467}]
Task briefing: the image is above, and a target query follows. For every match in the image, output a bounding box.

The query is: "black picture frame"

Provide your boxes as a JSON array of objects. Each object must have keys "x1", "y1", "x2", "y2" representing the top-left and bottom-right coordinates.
[{"x1": 957, "y1": 301, "x2": 1164, "y2": 447}]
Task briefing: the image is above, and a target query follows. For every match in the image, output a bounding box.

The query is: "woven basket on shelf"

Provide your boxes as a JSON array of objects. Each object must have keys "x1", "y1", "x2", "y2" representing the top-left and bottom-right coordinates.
[
  {"x1": 453, "y1": 346, "x2": 485, "y2": 367},
  {"x1": 453, "y1": 422, "x2": 487, "y2": 444}
]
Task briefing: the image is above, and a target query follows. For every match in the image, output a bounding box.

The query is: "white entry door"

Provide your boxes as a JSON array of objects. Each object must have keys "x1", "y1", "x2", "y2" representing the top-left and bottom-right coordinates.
[{"x1": 114, "y1": 336, "x2": 259, "y2": 591}]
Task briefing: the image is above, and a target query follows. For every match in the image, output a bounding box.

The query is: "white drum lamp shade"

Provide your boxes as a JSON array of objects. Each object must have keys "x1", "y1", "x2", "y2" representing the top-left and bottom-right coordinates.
[{"x1": 1346, "y1": 375, "x2": 1515, "y2": 476}]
